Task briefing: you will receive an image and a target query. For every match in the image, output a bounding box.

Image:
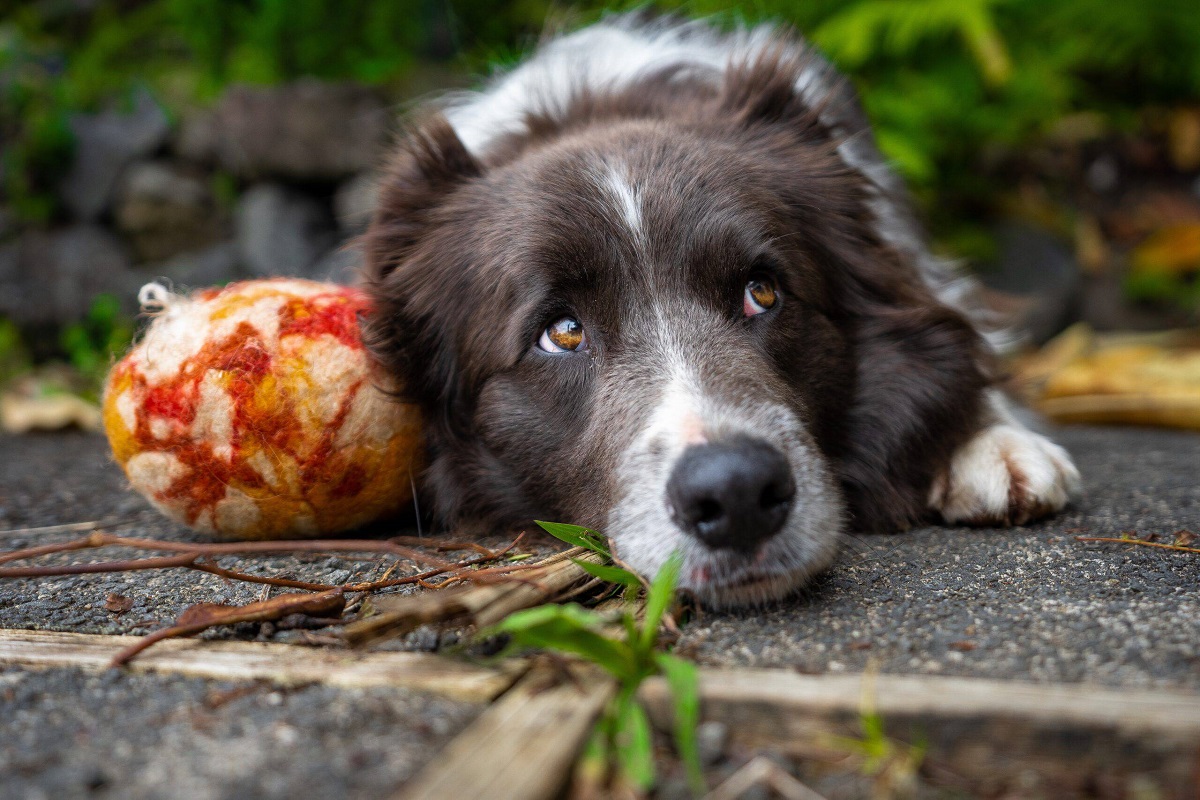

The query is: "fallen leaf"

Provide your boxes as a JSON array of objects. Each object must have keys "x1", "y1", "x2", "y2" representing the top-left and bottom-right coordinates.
[
  {"x1": 0, "y1": 393, "x2": 102, "y2": 433},
  {"x1": 1131, "y1": 223, "x2": 1200, "y2": 278},
  {"x1": 104, "y1": 593, "x2": 134, "y2": 614},
  {"x1": 948, "y1": 641, "x2": 977, "y2": 652},
  {"x1": 1175, "y1": 530, "x2": 1197, "y2": 547},
  {"x1": 1016, "y1": 324, "x2": 1200, "y2": 430},
  {"x1": 1168, "y1": 108, "x2": 1200, "y2": 171}
]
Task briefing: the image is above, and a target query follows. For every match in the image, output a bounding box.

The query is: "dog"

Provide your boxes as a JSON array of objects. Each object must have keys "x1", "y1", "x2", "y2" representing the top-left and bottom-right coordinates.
[{"x1": 360, "y1": 15, "x2": 1081, "y2": 607}]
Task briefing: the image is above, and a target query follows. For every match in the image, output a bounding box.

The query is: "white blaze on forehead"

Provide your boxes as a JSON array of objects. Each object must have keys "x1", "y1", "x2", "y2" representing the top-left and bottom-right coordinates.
[
  {"x1": 598, "y1": 165, "x2": 644, "y2": 242},
  {"x1": 641, "y1": 374, "x2": 706, "y2": 449}
]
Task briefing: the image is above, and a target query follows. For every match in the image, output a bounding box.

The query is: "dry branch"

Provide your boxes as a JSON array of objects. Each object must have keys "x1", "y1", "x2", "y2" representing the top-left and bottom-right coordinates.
[{"x1": 342, "y1": 548, "x2": 605, "y2": 647}]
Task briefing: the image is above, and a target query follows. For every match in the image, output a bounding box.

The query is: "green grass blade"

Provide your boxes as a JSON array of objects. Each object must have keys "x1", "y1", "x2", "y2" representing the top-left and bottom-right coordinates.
[
  {"x1": 614, "y1": 694, "x2": 655, "y2": 791},
  {"x1": 656, "y1": 652, "x2": 705, "y2": 795},
  {"x1": 639, "y1": 552, "x2": 683, "y2": 652},
  {"x1": 571, "y1": 558, "x2": 642, "y2": 588},
  {"x1": 535, "y1": 521, "x2": 610, "y2": 556},
  {"x1": 487, "y1": 604, "x2": 636, "y2": 678}
]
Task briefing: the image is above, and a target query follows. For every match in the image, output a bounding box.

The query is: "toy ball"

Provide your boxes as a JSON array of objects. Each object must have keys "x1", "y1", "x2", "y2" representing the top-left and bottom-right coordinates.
[{"x1": 103, "y1": 279, "x2": 422, "y2": 540}]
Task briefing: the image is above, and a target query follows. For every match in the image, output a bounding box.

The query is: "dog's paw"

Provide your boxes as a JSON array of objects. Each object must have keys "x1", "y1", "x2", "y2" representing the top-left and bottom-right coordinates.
[{"x1": 929, "y1": 425, "x2": 1081, "y2": 526}]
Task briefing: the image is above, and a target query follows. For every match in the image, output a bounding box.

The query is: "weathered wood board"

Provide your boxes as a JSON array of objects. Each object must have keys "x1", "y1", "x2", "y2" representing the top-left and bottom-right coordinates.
[{"x1": 0, "y1": 628, "x2": 523, "y2": 702}]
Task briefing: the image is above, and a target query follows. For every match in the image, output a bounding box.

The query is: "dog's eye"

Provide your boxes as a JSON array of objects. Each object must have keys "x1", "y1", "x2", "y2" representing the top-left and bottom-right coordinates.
[
  {"x1": 743, "y1": 278, "x2": 779, "y2": 316},
  {"x1": 538, "y1": 316, "x2": 587, "y2": 353}
]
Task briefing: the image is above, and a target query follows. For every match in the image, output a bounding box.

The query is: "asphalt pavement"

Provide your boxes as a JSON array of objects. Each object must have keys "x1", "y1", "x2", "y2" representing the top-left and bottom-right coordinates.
[{"x1": 1, "y1": 426, "x2": 1198, "y2": 798}]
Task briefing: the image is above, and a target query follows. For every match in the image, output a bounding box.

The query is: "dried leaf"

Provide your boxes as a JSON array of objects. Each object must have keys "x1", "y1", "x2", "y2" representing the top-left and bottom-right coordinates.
[
  {"x1": 0, "y1": 392, "x2": 102, "y2": 433},
  {"x1": 1131, "y1": 223, "x2": 1200, "y2": 278},
  {"x1": 1168, "y1": 109, "x2": 1200, "y2": 171},
  {"x1": 1016, "y1": 324, "x2": 1200, "y2": 430},
  {"x1": 103, "y1": 593, "x2": 134, "y2": 615},
  {"x1": 174, "y1": 591, "x2": 345, "y2": 628}
]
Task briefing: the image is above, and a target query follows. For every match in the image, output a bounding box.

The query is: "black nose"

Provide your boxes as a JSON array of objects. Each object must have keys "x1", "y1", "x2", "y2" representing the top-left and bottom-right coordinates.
[{"x1": 666, "y1": 436, "x2": 795, "y2": 553}]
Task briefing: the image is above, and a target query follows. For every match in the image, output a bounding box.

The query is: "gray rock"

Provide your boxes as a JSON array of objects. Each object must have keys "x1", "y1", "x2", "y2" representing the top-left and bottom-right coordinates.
[
  {"x1": 333, "y1": 172, "x2": 379, "y2": 233},
  {"x1": 58, "y1": 89, "x2": 170, "y2": 221},
  {"x1": 696, "y1": 720, "x2": 729, "y2": 766},
  {"x1": 141, "y1": 241, "x2": 243, "y2": 290},
  {"x1": 0, "y1": 207, "x2": 13, "y2": 242},
  {"x1": 235, "y1": 184, "x2": 335, "y2": 277},
  {"x1": 114, "y1": 161, "x2": 225, "y2": 262},
  {"x1": 307, "y1": 243, "x2": 362, "y2": 283},
  {"x1": 173, "y1": 109, "x2": 220, "y2": 164},
  {"x1": 0, "y1": 225, "x2": 136, "y2": 324},
  {"x1": 213, "y1": 81, "x2": 388, "y2": 180}
]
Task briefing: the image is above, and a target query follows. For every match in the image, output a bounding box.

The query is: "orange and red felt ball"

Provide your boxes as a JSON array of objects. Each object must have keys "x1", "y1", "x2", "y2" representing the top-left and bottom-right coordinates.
[{"x1": 103, "y1": 279, "x2": 422, "y2": 540}]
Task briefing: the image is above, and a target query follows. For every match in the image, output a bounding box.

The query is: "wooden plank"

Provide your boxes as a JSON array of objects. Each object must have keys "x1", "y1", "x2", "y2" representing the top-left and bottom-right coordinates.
[
  {"x1": 396, "y1": 666, "x2": 615, "y2": 800},
  {"x1": 640, "y1": 669, "x2": 1200, "y2": 796},
  {"x1": 0, "y1": 628, "x2": 523, "y2": 703}
]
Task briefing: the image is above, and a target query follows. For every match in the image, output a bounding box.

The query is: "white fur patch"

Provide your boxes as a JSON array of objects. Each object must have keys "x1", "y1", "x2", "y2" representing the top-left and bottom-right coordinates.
[
  {"x1": 930, "y1": 422, "x2": 1081, "y2": 526},
  {"x1": 443, "y1": 17, "x2": 809, "y2": 157},
  {"x1": 599, "y1": 165, "x2": 644, "y2": 242}
]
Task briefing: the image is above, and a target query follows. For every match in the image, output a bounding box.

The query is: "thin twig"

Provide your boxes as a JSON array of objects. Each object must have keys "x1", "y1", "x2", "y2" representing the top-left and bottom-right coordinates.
[
  {"x1": 1075, "y1": 536, "x2": 1200, "y2": 554},
  {"x1": 0, "y1": 521, "x2": 100, "y2": 539},
  {"x1": 0, "y1": 554, "x2": 201, "y2": 576},
  {"x1": 0, "y1": 532, "x2": 458, "y2": 569},
  {"x1": 0, "y1": 543, "x2": 527, "y2": 593}
]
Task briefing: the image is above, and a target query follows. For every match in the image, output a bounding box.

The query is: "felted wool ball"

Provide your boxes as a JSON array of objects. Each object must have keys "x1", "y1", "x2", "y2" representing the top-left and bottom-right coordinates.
[{"x1": 103, "y1": 279, "x2": 422, "y2": 540}]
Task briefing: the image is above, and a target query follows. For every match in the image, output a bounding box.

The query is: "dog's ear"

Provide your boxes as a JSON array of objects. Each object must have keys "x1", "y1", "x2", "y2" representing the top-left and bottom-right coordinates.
[
  {"x1": 837, "y1": 286, "x2": 989, "y2": 532},
  {"x1": 718, "y1": 43, "x2": 842, "y2": 141},
  {"x1": 360, "y1": 114, "x2": 480, "y2": 414},
  {"x1": 815, "y1": 231, "x2": 989, "y2": 532},
  {"x1": 363, "y1": 114, "x2": 480, "y2": 282}
]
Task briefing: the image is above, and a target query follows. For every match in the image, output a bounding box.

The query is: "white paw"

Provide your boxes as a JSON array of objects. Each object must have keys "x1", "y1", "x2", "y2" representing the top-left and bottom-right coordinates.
[{"x1": 929, "y1": 425, "x2": 1081, "y2": 526}]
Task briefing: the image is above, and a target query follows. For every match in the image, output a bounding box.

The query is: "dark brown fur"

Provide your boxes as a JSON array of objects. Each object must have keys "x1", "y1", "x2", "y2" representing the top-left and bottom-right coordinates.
[{"x1": 361, "y1": 49, "x2": 988, "y2": 539}]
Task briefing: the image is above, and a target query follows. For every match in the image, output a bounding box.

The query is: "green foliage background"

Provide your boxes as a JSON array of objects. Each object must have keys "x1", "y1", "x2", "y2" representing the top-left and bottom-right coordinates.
[{"x1": 3, "y1": 0, "x2": 1199, "y2": 237}]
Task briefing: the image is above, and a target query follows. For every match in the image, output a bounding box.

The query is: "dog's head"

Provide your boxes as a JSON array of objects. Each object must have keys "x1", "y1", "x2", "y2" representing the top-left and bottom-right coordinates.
[{"x1": 362, "y1": 54, "x2": 985, "y2": 606}]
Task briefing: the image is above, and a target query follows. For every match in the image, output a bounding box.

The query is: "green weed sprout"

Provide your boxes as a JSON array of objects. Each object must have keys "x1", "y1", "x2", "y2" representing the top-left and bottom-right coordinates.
[{"x1": 485, "y1": 521, "x2": 704, "y2": 796}]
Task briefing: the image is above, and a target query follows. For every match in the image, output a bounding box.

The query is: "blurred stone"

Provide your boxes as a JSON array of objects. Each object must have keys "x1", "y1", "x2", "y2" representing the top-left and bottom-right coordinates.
[
  {"x1": 235, "y1": 184, "x2": 335, "y2": 277},
  {"x1": 142, "y1": 242, "x2": 243, "y2": 290},
  {"x1": 1079, "y1": 271, "x2": 1193, "y2": 332},
  {"x1": 58, "y1": 89, "x2": 170, "y2": 221},
  {"x1": 173, "y1": 109, "x2": 220, "y2": 165},
  {"x1": 114, "y1": 161, "x2": 225, "y2": 262},
  {"x1": 213, "y1": 81, "x2": 388, "y2": 180},
  {"x1": 977, "y1": 223, "x2": 1082, "y2": 345},
  {"x1": 333, "y1": 173, "x2": 379, "y2": 233},
  {"x1": 308, "y1": 244, "x2": 362, "y2": 283},
  {"x1": 696, "y1": 720, "x2": 729, "y2": 766},
  {"x1": 0, "y1": 225, "x2": 135, "y2": 324}
]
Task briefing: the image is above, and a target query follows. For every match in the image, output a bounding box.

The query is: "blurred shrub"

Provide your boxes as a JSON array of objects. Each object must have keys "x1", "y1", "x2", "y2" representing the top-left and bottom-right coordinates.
[
  {"x1": 59, "y1": 294, "x2": 134, "y2": 397},
  {"x1": 2, "y1": 0, "x2": 1199, "y2": 235}
]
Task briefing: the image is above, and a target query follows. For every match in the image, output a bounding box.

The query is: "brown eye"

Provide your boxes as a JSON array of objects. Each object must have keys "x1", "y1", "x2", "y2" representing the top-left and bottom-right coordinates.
[
  {"x1": 538, "y1": 316, "x2": 587, "y2": 352},
  {"x1": 744, "y1": 278, "x2": 778, "y2": 316}
]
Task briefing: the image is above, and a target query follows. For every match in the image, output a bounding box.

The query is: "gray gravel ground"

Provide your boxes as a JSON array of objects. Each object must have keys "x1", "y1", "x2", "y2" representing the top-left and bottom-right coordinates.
[
  {"x1": 0, "y1": 665, "x2": 477, "y2": 800},
  {"x1": 676, "y1": 425, "x2": 1200, "y2": 689},
  {"x1": 2, "y1": 427, "x2": 1196, "y2": 687},
  {"x1": 1, "y1": 426, "x2": 1198, "y2": 798}
]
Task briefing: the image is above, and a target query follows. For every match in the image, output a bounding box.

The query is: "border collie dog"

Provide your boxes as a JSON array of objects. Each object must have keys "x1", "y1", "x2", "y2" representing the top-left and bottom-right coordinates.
[{"x1": 362, "y1": 15, "x2": 1081, "y2": 607}]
